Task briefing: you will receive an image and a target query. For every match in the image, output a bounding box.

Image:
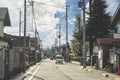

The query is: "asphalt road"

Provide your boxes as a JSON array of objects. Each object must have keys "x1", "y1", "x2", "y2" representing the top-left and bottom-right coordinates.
[{"x1": 23, "y1": 58, "x2": 110, "y2": 80}]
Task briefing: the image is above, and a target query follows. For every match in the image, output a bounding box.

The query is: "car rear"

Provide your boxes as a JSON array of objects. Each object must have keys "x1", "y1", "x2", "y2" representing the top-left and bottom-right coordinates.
[{"x1": 55, "y1": 55, "x2": 63, "y2": 64}]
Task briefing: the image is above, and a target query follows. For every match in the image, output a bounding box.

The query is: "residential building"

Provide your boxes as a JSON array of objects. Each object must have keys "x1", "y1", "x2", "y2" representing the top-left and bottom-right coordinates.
[
  {"x1": 29, "y1": 37, "x2": 39, "y2": 65},
  {"x1": 110, "y1": 3, "x2": 120, "y2": 72},
  {"x1": 0, "y1": 7, "x2": 11, "y2": 80},
  {"x1": 92, "y1": 3, "x2": 120, "y2": 71}
]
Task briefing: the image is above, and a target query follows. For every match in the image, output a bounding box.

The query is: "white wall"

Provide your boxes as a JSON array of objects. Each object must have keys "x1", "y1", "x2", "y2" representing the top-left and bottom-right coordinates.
[
  {"x1": 114, "y1": 19, "x2": 120, "y2": 38},
  {"x1": 98, "y1": 49, "x2": 103, "y2": 69},
  {"x1": 117, "y1": 19, "x2": 120, "y2": 33}
]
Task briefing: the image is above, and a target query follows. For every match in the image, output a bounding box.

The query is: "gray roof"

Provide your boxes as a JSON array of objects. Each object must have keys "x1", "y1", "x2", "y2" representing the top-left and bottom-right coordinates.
[{"x1": 0, "y1": 7, "x2": 11, "y2": 26}]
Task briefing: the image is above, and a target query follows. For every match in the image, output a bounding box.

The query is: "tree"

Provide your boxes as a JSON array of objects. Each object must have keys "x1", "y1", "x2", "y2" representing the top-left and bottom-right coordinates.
[
  {"x1": 87, "y1": 0, "x2": 110, "y2": 38},
  {"x1": 71, "y1": 14, "x2": 83, "y2": 56},
  {"x1": 71, "y1": 39, "x2": 82, "y2": 56},
  {"x1": 86, "y1": 0, "x2": 110, "y2": 61},
  {"x1": 73, "y1": 14, "x2": 83, "y2": 42}
]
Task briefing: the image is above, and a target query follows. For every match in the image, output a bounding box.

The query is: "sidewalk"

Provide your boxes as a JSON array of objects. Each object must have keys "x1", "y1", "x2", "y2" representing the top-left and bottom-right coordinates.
[
  {"x1": 10, "y1": 61, "x2": 43, "y2": 80},
  {"x1": 10, "y1": 64, "x2": 38, "y2": 80},
  {"x1": 71, "y1": 61, "x2": 120, "y2": 80}
]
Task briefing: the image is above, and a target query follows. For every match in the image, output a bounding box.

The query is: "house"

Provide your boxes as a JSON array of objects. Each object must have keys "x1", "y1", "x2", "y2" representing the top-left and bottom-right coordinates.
[
  {"x1": 92, "y1": 2, "x2": 120, "y2": 71},
  {"x1": 29, "y1": 37, "x2": 39, "y2": 65},
  {"x1": 0, "y1": 8, "x2": 11, "y2": 80},
  {"x1": 93, "y1": 38, "x2": 112, "y2": 69},
  {"x1": 3, "y1": 34, "x2": 31, "y2": 78},
  {"x1": 110, "y1": 3, "x2": 120, "y2": 72},
  {"x1": 10, "y1": 36, "x2": 30, "y2": 74},
  {"x1": 93, "y1": 38, "x2": 120, "y2": 70}
]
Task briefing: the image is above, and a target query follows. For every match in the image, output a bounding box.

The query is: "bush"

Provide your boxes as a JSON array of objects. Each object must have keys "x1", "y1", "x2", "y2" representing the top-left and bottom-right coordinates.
[
  {"x1": 70, "y1": 56, "x2": 83, "y2": 62},
  {"x1": 25, "y1": 60, "x2": 30, "y2": 69}
]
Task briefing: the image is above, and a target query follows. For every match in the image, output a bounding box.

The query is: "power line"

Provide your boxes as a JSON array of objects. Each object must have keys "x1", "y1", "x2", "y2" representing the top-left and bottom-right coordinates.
[
  {"x1": 31, "y1": 1, "x2": 38, "y2": 38},
  {"x1": 40, "y1": 28, "x2": 56, "y2": 38},
  {"x1": 34, "y1": 1, "x2": 80, "y2": 12},
  {"x1": 35, "y1": 2, "x2": 65, "y2": 10}
]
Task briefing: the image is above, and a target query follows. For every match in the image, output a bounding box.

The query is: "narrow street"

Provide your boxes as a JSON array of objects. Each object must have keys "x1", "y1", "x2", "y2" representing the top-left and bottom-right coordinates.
[{"x1": 23, "y1": 59, "x2": 109, "y2": 80}]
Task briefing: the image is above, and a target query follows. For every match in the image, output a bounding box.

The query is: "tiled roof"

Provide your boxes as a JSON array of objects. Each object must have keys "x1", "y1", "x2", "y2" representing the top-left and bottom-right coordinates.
[
  {"x1": 97, "y1": 38, "x2": 120, "y2": 45},
  {"x1": 0, "y1": 7, "x2": 11, "y2": 26},
  {"x1": 97, "y1": 38, "x2": 113, "y2": 45}
]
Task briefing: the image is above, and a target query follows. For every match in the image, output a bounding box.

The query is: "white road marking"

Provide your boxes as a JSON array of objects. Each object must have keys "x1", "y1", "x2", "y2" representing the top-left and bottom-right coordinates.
[{"x1": 28, "y1": 63, "x2": 42, "y2": 80}]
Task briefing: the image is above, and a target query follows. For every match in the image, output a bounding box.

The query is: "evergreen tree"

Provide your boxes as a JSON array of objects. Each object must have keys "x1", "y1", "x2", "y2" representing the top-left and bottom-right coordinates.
[
  {"x1": 71, "y1": 14, "x2": 83, "y2": 56},
  {"x1": 86, "y1": 0, "x2": 110, "y2": 62},
  {"x1": 87, "y1": 0, "x2": 110, "y2": 38}
]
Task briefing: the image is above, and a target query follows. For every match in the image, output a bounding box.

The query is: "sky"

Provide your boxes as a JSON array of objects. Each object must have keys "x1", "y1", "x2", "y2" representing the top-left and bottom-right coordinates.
[{"x1": 0, "y1": 0, "x2": 119, "y2": 48}]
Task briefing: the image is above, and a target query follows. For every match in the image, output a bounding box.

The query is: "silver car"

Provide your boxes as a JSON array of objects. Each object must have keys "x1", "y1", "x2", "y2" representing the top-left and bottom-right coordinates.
[{"x1": 55, "y1": 55, "x2": 63, "y2": 64}]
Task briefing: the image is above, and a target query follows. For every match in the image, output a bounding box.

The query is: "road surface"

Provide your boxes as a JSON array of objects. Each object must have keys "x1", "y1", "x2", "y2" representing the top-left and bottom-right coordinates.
[{"x1": 23, "y1": 59, "x2": 109, "y2": 80}]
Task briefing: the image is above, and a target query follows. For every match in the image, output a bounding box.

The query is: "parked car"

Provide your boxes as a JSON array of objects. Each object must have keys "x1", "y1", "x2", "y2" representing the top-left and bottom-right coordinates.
[
  {"x1": 55, "y1": 55, "x2": 63, "y2": 64},
  {"x1": 50, "y1": 56, "x2": 53, "y2": 60}
]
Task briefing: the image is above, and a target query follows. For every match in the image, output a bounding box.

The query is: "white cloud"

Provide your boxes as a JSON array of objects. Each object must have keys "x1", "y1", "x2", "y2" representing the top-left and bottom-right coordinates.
[
  {"x1": 68, "y1": 18, "x2": 75, "y2": 25},
  {"x1": 1, "y1": 0, "x2": 66, "y2": 48}
]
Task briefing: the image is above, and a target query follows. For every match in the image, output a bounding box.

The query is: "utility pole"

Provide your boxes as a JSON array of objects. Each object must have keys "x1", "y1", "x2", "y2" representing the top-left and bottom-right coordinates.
[
  {"x1": 79, "y1": 0, "x2": 86, "y2": 68},
  {"x1": 58, "y1": 24, "x2": 61, "y2": 54},
  {"x1": 83, "y1": 0, "x2": 86, "y2": 69},
  {"x1": 66, "y1": 4, "x2": 69, "y2": 62},
  {"x1": 89, "y1": 0, "x2": 92, "y2": 66},
  {"x1": 23, "y1": 0, "x2": 27, "y2": 73},
  {"x1": 31, "y1": 1, "x2": 38, "y2": 63},
  {"x1": 31, "y1": 1, "x2": 37, "y2": 38},
  {"x1": 19, "y1": 10, "x2": 21, "y2": 36}
]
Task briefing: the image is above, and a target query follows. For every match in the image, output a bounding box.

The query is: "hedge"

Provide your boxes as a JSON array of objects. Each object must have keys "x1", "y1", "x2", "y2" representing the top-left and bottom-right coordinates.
[{"x1": 70, "y1": 56, "x2": 83, "y2": 62}]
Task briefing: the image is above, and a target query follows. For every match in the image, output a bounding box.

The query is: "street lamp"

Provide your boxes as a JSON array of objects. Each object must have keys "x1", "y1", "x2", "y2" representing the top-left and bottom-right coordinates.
[{"x1": 78, "y1": 0, "x2": 86, "y2": 68}]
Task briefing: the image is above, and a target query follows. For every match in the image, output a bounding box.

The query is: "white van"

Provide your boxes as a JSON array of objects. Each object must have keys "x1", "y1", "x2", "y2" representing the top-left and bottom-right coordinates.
[{"x1": 55, "y1": 55, "x2": 63, "y2": 64}]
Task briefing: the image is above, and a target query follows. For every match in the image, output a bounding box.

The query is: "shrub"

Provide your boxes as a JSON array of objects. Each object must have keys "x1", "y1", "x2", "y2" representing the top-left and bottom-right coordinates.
[
  {"x1": 25, "y1": 60, "x2": 30, "y2": 69},
  {"x1": 70, "y1": 56, "x2": 83, "y2": 62}
]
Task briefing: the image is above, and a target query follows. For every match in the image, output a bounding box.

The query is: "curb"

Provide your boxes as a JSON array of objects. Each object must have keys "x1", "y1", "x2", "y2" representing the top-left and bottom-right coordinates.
[
  {"x1": 71, "y1": 61, "x2": 80, "y2": 65},
  {"x1": 71, "y1": 61, "x2": 120, "y2": 80}
]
